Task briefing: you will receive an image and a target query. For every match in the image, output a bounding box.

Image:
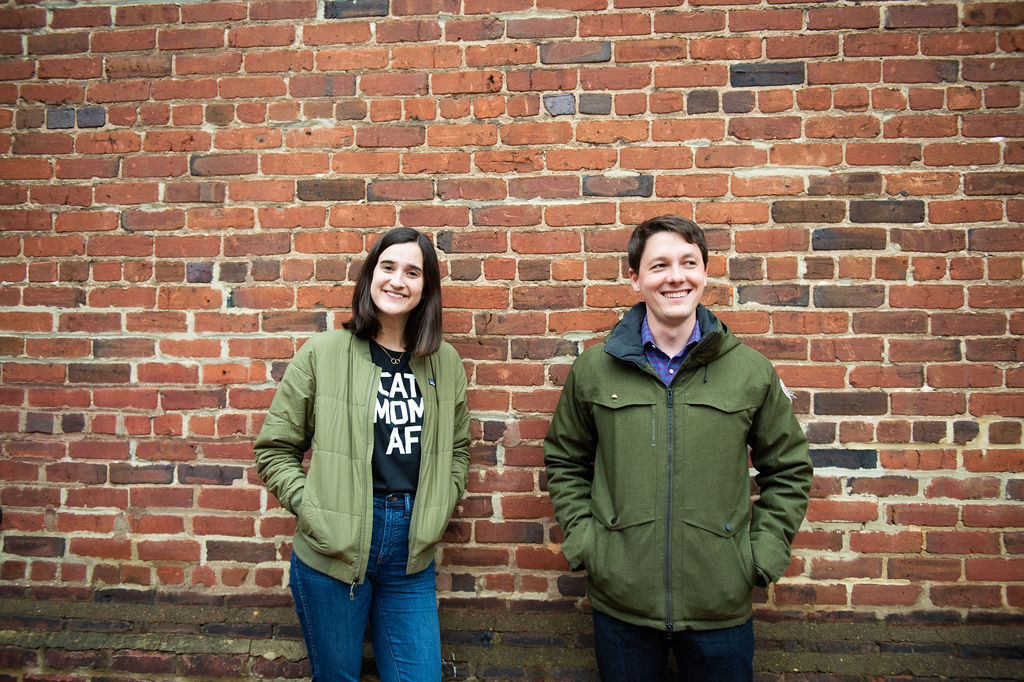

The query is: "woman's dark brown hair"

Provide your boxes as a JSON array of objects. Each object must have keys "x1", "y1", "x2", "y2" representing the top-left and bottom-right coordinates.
[{"x1": 343, "y1": 227, "x2": 442, "y2": 356}]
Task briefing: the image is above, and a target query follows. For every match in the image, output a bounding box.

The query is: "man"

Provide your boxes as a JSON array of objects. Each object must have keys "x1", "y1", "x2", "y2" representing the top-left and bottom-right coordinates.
[{"x1": 544, "y1": 215, "x2": 813, "y2": 681}]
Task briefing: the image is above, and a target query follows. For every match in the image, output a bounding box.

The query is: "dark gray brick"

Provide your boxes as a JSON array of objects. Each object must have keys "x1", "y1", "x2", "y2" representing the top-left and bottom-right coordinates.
[
  {"x1": 296, "y1": 178, "x2": 365, "y2": 202},
  {"x1": 808, "y1": 173, "x2": 883, "y2": 196},
  {"x1": 540, "y1": 41, "x2": 611, "y2": 64},
  {"x1": 809, "y1": 449, "x2": 878, "y2": 469},
  {"x1": 953, "y1": 420, "x2": 980, "y2": 444},
  {"x1": 109, "y1": 463, "x2": 174, "y2": 485},
  {"x1": 450, "y1": 259, "x2": 481, "y2": 281},
  {"x1": 3, "y1": 536, "x2": 66, "y2": 557},
  {"x1": 186, "y1": 262, "x2": 213, "y2": 283},
  {"x1": 76, "y1": 106, "x2": 106, "y2": 128},
  {"x1": 25, "y1": 413, "x2": 54, "y2": 434},
  {"x1": 964, "y1": 172, "x2": 1024, "y2": 195},
  {"x1": 579, "y1": 93, "x2": 612, "y2": 115},
  {"x1": 582, "y1": 175, "x2": 652, "y2": 197},
  {"x1": 46, "y1": 107, "x2": 75, "y2": 129},
  {"x1": 728, "y1": 258, "x2": 763, "y2": 280},
  {"x1": 772, "y1": 200, "x2": 845, "y2": 224},
  {"x1": 731, "y1": 62, "x2": 804, "y2": 87},
  {"x1": 206, "y1": 541, "x2": 277, "y2": 563},
  {"x1": 737, "y1": 284, "x2": 809, "y2": 307},
  {"x1": 914, "y1": 421, "x2": 947, "y2": 443},
  {"x1": 687, "y1": 89, "x2": 719, "y2": 114},
  {"x1": 814, "y1": 392, "x2": 888, "y2": 416},
  {"x1": 219, "y1": 262, "x2": 248, "y2": 283},
  {"x1": 518, "y1": 260, "x2": 550, "y2": 281},
  {"x1": 62, "y1": 414, "x2": 85, "y2": 433},
  {"x1": 812, "y1": 228, "x2": 887, "y2": 251},
  {"x1": 189, "y1": 154, "x2": 258, "y2": 177},
  {"x1": 723, "y1": 91, "x2": 754, "y2": 113},
  {"x1": 335, "y1": 99, "x2": 367, "y2": 120},
  {"x1": 177, "y1": 464, "x2": 244, "y2": 486},
  {"x1": 68, "y1": 363, "x2": 131, "y2": 384},
  {"x1": 850, "y1": 200, "x2": 925, "y2": 224},
  {"x1": 251, "y1": 260, "x2": 280, "y2": 281},
  {"x1": 261, "y1": 311, "x2": 328, "y2": 333},
  {"x1": 543, "y1": 93, "x2": 575, "y2": 116},
  {"x1": 804, "y1": 257, "x2": 835, "y2": 279},
  {"x1": 325, "y1": 0, "x2": 388, "y2": 19},
  {"x1": 806, "y1": 422, "x2": 837, "y2": 444},
  {"x1": 813, "y1": 285, "x2": 886, "y2": 308}
]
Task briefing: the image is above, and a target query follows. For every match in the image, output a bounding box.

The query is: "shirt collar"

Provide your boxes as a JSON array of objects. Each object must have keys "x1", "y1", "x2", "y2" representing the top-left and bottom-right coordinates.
[{"x1": 641, "y1": 314, "x2": 702, "y2": 358}]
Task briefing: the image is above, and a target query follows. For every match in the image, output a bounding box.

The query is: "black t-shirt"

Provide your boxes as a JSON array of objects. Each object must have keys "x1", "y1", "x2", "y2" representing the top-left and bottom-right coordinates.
[{"x1": 369, "y1": 340, "x2": 423, "y2": 494}]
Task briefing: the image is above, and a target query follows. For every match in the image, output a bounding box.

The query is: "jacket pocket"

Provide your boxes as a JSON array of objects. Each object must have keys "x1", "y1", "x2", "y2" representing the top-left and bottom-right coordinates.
[
  {"x1": 678, "y1": 390, "x2": 759, "y2": 526},
  {"x1": 585, "y1": 505, "x2": 659, "y2": 616},
  {"x1": 409, "y1": 476, "x2": 459, "y2": 565},
  {"x1": 296, "y1": 504, "x2": 360, "y2": 563},
  {"x1": 679, "y1": 513, "x2": 756, "y2": 621},
  {"x1": 589, "y1": 391, "x2": 660, "y2": 522},
  {"x1": 295, "y1": 451, "x2": 361, "y2": 564},
  {"x1": 679, "y1": 390, "x2": 758, "y2": 455}
]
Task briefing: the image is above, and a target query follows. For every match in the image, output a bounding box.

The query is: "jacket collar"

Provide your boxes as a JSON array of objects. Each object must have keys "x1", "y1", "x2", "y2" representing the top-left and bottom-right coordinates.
[
  {"x1": 349, "y1": 330, "x2": 438, "y2": 388},
  {"x1": 604, "y1": 302, "x2": 727, "y2": 370}
]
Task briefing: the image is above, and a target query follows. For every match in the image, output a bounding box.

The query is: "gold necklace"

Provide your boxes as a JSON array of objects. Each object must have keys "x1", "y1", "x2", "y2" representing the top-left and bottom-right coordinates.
[{"x1": 377, "y1": 342, "x2": 405, "y2": 365}]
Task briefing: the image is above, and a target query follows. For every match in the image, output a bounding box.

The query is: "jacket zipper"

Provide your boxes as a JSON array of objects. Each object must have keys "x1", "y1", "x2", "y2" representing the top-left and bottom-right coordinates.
[
  {"x1": 665, "y1": 386, "x2": 674, "y2": 637},
  {"x1": 406, "y1": 356, "x2": 434, "y2": 574},
  {"x1": 352, "y1": 366, "x2": 380, "y2": 599},
  {"x1": 662, "y1": 332, "x2": 715, "y2": 633}
]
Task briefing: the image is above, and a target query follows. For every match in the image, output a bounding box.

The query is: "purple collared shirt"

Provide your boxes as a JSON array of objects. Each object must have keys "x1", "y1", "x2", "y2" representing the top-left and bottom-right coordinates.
[{"x1": 641, "y1": 314, "x2": 701, "y2": 386}]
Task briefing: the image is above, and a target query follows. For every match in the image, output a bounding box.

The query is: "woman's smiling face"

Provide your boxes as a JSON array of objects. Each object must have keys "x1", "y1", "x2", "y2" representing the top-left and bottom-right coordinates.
[{"x1": 370, "y1": 241, "x2": 424, "y2": 325}]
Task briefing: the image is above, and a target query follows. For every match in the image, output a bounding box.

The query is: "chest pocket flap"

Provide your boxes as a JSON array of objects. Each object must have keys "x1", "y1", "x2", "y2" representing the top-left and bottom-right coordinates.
[{"x1": 681, "y1": 388, "x2": 760, "y2": 415}]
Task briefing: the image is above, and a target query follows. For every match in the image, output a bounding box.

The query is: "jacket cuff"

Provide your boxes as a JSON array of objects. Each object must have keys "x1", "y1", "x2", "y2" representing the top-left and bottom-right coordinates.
[
  {"x1": 288, "y1": 488, "x2": 304, "y2": 515},
  {"x1": 750, "y1": 530, "x2": 792, "y2": 584},
  {"x1": 559, "y1": 517, "x2": 592, "y2": 571}
]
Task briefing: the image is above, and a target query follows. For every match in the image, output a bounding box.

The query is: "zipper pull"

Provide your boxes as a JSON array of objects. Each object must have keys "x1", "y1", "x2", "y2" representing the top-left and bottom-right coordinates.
[
  {"x1": 666, "y1": 622, "x2": 673, "y2": 640},
  {"x1": 349, "y1": 581, "x2": 357, "y2": 601}
]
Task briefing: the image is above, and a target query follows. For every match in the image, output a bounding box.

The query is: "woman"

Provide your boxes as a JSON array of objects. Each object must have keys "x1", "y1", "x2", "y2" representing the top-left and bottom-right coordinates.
[{"x1": 255, "y1": 227, "x2": 470, "y2": 682}]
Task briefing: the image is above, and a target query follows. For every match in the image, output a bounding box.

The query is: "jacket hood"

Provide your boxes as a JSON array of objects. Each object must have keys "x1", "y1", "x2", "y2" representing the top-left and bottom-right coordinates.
[{"x1": 603, "y1": 302, "x2": 740, "y2": 371}]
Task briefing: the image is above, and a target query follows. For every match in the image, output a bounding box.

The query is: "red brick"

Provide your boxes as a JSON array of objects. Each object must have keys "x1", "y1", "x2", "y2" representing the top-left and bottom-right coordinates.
[
  {"x1": 888, "y1": 503, "x2": 960, "y2": 527},
  {"x1": 806, "y1": 500, "x2": 879, "y2": 523},
  {"x1": 69, "y1": 538, "x2": 131, "y2": 560},
  {"x1": 963, "y1": 449, "x2": 1024, "y2": 472},
  {"x1": 851, "y1": 583, "x2": 923, "y2": 606}
]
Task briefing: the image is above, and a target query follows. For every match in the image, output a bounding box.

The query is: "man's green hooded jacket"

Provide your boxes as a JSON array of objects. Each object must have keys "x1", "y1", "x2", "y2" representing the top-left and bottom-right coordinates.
[{"x1": 544, "y1": 303, "x2": 813, "y2": 632}]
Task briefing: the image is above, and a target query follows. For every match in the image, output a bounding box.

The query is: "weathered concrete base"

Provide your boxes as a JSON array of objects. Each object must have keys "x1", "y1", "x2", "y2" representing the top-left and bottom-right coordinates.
[{"x1": 1, "y1": 593, "x2": 1021, "y2": 680}]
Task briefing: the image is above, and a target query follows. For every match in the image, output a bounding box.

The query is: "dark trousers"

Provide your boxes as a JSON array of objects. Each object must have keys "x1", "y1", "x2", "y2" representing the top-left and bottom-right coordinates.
[{"x1": 592, "y1": 609, "x2": 754, "y2": 682}]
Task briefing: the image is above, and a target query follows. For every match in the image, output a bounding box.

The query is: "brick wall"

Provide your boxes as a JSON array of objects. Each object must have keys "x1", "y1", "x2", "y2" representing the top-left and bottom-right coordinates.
[{"x1": 1, "y1": 0, "x2": 1022, "y2": 679}]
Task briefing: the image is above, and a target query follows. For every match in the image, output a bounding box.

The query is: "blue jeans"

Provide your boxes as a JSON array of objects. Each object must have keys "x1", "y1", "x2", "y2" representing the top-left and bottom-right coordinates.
[
  {"x1": 592, "y1": 609, "x2": 754, "y2": 682},
  {"x1": 289, "y1": 493, "x2": 441, "y2": 682}
]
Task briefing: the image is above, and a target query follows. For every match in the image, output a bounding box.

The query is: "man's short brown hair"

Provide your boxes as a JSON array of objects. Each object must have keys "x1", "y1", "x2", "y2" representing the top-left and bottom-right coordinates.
[{"x1": 627, "y1": 215, "x2": 708, "y2": 272}]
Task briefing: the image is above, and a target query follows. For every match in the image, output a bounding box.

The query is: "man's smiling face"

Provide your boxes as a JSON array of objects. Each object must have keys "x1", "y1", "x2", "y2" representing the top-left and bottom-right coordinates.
[{"x1": 629, "y1": 230, "x2": 708, "y2": 334}]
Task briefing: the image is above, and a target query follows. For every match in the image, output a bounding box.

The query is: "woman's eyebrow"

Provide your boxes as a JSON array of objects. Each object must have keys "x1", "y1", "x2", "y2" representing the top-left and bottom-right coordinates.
[{"x1": 379, "y1": 258, "x2": 421, "y2": 271}]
